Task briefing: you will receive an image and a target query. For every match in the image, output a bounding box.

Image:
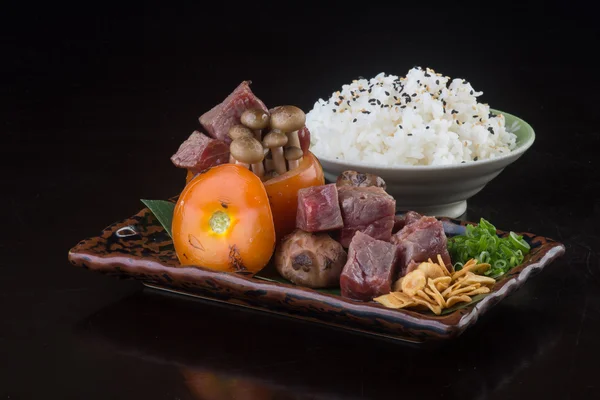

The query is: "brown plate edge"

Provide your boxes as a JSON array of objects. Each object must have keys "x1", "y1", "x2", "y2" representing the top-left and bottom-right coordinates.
[{"x1": 67, "y1": 207, "x2": 566, "y2": 343}]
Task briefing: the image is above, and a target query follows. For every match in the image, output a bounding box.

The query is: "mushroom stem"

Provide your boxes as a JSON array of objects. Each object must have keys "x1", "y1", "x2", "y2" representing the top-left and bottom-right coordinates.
[
  {"x1": 264, "y1": 158, "x2": 275, "y2": 172},
  {"x1": 272, "y1": 147, "x2": 287, "y2": 175},
  {"x1": 235, "y1": 161, "x2": 250, "y2": 169},
  {"x1": 251, "y1": 161, "x2": 265, "y2": 178},
  {"x1": 288, "y1": 159, "x2": 301, "y2": 170},
  {"x1": 253, "y1": 129, "x2": 262, "y2": 141},
  {"x1": 286, "y1": 130, "x2": 301, "y2": 148}
]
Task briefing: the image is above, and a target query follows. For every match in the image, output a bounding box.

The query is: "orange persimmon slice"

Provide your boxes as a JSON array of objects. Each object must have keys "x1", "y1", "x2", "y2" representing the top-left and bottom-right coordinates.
[{"x1": 173, "y1": 164, "x2": 276, "y2": 274}]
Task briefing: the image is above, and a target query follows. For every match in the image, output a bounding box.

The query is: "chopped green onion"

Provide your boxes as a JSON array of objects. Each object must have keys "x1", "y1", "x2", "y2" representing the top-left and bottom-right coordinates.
[{"x1": 447, "y1": 218, "x2": 531, "y2": 279}]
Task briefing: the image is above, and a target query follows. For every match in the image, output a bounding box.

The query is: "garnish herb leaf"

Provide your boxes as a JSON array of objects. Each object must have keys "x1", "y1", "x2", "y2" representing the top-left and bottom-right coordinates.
[{"x1": 141, "y1": 199, "x2": 175, "y2": 238}]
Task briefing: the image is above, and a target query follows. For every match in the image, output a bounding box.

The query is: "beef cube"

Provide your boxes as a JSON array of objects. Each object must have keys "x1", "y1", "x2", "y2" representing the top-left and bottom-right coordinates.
[
  {"x1": 340, "y1": 231, "x2": 399, "y2": 301},
  {"x1": 338, "y1": 186, "x2": 396, "y2": 247},
  {"x1": 296, "y1": 184, "x2": 343, "y2": 232},
  {"x1": 170, "y1": 131, "x2": 230, "y2": 174},
  {"x1": 392, "y1": 211, "x2": 423, "y2": 233},
  {"x1": 391, "y1": 215, "x2": 452, "y2": 276},
  {"x1": 199, "y1": 81, "x2": 269, "y2": 144}
]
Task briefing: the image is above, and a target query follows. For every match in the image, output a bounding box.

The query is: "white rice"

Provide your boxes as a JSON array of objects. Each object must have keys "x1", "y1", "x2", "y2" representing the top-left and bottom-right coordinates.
[{"x1": 306, "y1": 67, "x2": 518, "y2": 166}]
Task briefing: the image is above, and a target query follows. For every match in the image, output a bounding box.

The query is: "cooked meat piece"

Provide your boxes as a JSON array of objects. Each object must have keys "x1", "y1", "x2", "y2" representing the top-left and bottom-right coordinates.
[
  {"x1": 340, "y1": 231, "x2": 399, "y2": 301},
  {"x1": 392, "y1": 210, "x2": 423, "y2": 233},
  {"x1": 297, "y1": 126, "x2": 311, "y2": 154},
  {"x1": 336, "y1": 170, "x2": 386, "y2": 190},
  {"x1": 338, "y1": 186, "x2": 396, "y2": 247},
  {"x1": 170, "y1": 131, "x2": 230, "y2": 174},
  {"x1": 391, "y1": 215, "x2": 452, "y2": 277},
  {"x1": 199, "y1": 81, "x2": 269, "y2": 144},
  {"x1": 296, "y1": 184, "x2": 343, "y2": 232},
  {"x1": 275, "y1": 229, "x2": 347, "y2": 288}
]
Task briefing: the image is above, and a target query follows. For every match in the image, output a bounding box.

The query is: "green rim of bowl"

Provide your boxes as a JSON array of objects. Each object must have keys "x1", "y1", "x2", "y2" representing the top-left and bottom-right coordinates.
[{"x1": 312, "y1": 108, "x2": 535, "y2": 171}]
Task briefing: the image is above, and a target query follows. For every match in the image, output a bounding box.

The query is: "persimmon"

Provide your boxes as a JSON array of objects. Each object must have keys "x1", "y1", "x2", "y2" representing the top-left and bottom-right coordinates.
[
  {"x1": 263, "y1": 151, "x2": 325, "y2": 239},
  {"x1": 185, "y1": 169, "x2": 194, "y2": 184},
  {"x1": 173, "y1": 164, "x2": 275, "y2": 274}
]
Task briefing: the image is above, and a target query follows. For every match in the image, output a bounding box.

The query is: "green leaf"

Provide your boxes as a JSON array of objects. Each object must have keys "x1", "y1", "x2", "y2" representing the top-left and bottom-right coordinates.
[{"x1": 141, "y1": 199, "x2": 175, "y2": 238}]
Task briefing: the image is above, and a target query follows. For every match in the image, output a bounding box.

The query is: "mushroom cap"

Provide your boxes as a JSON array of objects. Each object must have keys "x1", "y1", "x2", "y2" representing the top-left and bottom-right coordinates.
[
  {"x1": 228, "y1": 124, "x2": 254, "y2": 141},
  {"x1": 230, "y1": 136, "x2": 265, "y2": 164},
  {"x1": 284, "y1": 146, "x2": 303, "y2": 161},
  {"x1": 241, "y1": 108, "x2": 270, "y2": 130},
  {"x1": 262, "y1": 130, "x2": 288, "y2": 148},
  {"x1": 269, "y1": 105, "x2": 306, "y2": 132}
]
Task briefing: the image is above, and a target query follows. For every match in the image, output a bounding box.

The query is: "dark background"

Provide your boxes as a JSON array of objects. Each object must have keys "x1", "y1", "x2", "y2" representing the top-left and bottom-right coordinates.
[{"x1": 1, "y1": 1, "x2": 599, "y2": 399}]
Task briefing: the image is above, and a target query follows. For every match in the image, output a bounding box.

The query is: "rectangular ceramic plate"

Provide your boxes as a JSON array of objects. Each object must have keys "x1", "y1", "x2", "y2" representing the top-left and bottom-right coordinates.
[{"x1": 68, "y1": 206, "x2": 565, "y2": 343}]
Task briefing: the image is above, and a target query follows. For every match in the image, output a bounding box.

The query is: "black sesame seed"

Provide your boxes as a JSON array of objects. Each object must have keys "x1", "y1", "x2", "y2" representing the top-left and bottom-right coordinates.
[
  {"x1": 334, "y1": 101, "x2": 340, "y2": 106},
  {"x1": 368, "y1": 88, "x2": 372, "y2": 93},
  {"x1": 426, "y1": 126, "x2": 430, "y2": 129},
  {"x1": 488, "y1": 112, "x2": 496, "y2": 118},
  {"x1": 442, "y1": 100, "x2": 447, "y2": 106},
  {"x1": 461, "y1": 161, "x2": 466, "y2": 163},
  {"x1": 451, "y1": 110, "x2": 459, "y2": 114},
  {"x1": 424, "y1": 73, "x2": 431, "y2": 77},
  {"x1": 359, "y1": 88, "x2": 366, "y2": 92},
  {"x1": 408, "y1": 133, "x2": 413, "y2": 136},
  {"x1": 488, "y1": 127, "x2": 495, "y2": 134},
  {"x1": 338, "y1": 95, "x2": 344, "y2": 100},
  {"x1": 394, "y1": 96, "x2": 398, "y2": 100},
  {"x1": 332, "y1": 109, "x2": 336, "y2": 112},
  {"x1": 394, "y1": 102, "x2": 402, "y2": 106},
  {"x1": 470, "y1": 90, "x2": 474, "y2": 95},
  {"x1": 353, "y1": 118, "x2": 357, "y2": 123},
  {"x1": 398, "y1": 125, "x2": 403, "y2": 129},
  {"x1": 376, "y1": 99, "x2": 381, "y2": 105},
  {"x1": 474, "y1": 157, "x2": 478, "y2": 161},
  {"x1": 411, "y1": 93, "x2": 417, "y2": 97},
  {"x1": 347, "y1": 100, "x2": 351, "y2": 106},
  {"x1": 385, "y1": 91, "x2": 390, "y2": 96},
  {"x1": 362, "y1": 110, "x2": 371, "y2": 114},
  {"x1": 473, "y1": 115, "x2": 478, "y2": 118},
  {"x1": 401, "y1": 105, "x2": 407, "y2": 108},
  {"x1": 417, "y1": 80, "x2": 420, "y2": 84},
  {"x1": 436, "y1": 79, "x2": 439, "y2": 85}
]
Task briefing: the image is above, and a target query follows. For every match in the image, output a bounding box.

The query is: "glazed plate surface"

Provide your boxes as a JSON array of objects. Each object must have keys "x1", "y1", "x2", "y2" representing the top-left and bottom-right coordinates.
[{"x1": 68, "y1": 206, "x2": 565, "y2": 343}]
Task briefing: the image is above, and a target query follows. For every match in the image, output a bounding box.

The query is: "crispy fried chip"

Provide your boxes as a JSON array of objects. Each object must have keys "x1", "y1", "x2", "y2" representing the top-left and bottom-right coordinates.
[
  {"x1": 457, "y1": 272, "x2": 496, "y2": 287},
  {"x1": 452, "y1": 261, "x2": 491, "y2": 280},
  {"x1": 417, "y1": 261, "x2": 446, "y2": 279},
  {"x1": 432, "y1": 276, "x2": 452, "y2": 291},
  {"x1": 462, "y1": 286, "x2": 491, "y2": 297},
  {"x1": 392, "y1": 277, "x2": 404, "y2": 292},
  {"x1": 390, "y1": 291, "x2": 415, "y2": 305},
  {"x1": 401, "y1": 270, "x2": 426, "y2": 297},
  {"x1": 445, "y1": 295, "x2": 472, "y2": 308},
  {"x1": 373, "y1": 294, "x2": 405, "y2": 309},
  {"x1": 437, "y1": 254, "x2": 452, "y2": 275},
  {"x1": 441, "y1": 282, "x2": 462, "y2": 298},
  {"x1": 415, "y1": 289, "x2": 435, "y2": 304},
  {"x1": 447, "y1": 284, "x2": 481, "y2": 298},
  {"x1": 426, "y1": 279, "x2": 446, "y2": 308},
  {"x1": 412, "y1": 297, "x2": 442, "y2": 315}
]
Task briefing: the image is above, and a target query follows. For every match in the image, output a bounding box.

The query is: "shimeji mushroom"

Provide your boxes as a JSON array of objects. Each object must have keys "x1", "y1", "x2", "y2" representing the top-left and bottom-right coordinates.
[
  {"x1": 228, "y1": 125, "x2": 254, "y2": 163},
  {"x1": 241, "y1": 108, "x2": 270, "y2": 141},
  {"x1": 270, "y1": 105, "x2": 306, "y2": 150},
  {"x1": 230, "y1": 136, "x2": 265, "y2": 177},
  {"x1": 262, "y1": 130, "x2": 288, "y2": 175},
  {"x1": 284, "y1": 146, "x2": 303, "y2": 170}
]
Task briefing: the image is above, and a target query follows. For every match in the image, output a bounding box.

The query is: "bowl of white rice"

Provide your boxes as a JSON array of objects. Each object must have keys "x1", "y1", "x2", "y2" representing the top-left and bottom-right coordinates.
[{"x1": 306, "y1": 67, "x2": 535, "y2": 218}]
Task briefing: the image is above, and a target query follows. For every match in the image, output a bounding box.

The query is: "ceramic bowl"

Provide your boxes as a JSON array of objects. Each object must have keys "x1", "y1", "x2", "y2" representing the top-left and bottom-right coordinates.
[{"x1": 315, "y1": 110, "x2": 535, "y2": 218}]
